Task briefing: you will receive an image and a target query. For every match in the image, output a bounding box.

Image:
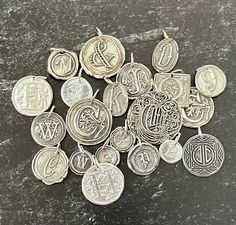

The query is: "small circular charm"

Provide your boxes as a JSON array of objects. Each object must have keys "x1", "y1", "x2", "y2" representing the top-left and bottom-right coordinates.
[
  {"x1": 195, "y1": 65, "x2": 226, "y2": 97},
  {"x1": 82, "y1": 163, "x2": 125, "y2": 205},
  {"x1": 127, "y1": 143, "x2": 160, "y2": 176},
  {"x1": 182, "y1": 134, "x2": 225, "y2": 177},
  {"x1": 181, "y1": 88, "x2": 214, "y2": 128},
  {"x1": 12, "y1": 76, "x2": 53, "y2": 116},
  {"x1": 31, "y1": 111, "x2": 66, "y2": 146},
  {"x1": 95, "y1": 145, "x2": 120, "y2": 165},
  {"x1": 159, "y1": 140, "x2": 183, "y2": 163},
  {"x1": 32, "y1": 146, "x2": 69, "y2": 185},
  {"x1": 48, "y1": 48, "x2": 79, "y2": 80},
  {"x1": 80, "y1": 29, "x2": 125, "y2": 79}
]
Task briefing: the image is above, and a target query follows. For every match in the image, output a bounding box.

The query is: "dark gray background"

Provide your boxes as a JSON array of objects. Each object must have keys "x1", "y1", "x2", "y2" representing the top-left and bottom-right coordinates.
[{"x1": 0, "y1": 0, "x2": 236, "y2": 224}]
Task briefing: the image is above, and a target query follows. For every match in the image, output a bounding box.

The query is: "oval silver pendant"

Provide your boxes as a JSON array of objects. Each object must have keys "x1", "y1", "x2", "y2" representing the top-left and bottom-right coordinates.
[
  {"x1": 103, "y1": 82, "x2": 128, "y2": 117},
  {"x1": 127, "y1": 143, "x2": 160, "y2": 176},
  {"x1": 48, "y1": 48, "x2": 79, "y2": 80},
  {"x1": 195, "y1": 65, "x2": 227, "y2": 97},
  {"x1": 152, "y1": 30, "x2": 179, "y2": 72},
  {"x1": 82, "y1": 163, "x2": 125, "y2": 205},
  {"x1": 12, "y1": 76, "x2": 53, "y2": 116},
  {"x1": 31, "y1": 111, "x2": 66, "y2": 146},
  {"x1": 32, "y1": 146, "x2": 69, "y2": 185},
  {"x1": 95, "y1": 145, "x2": 120, "y2": 165},
  {"x1": 182, "y1": 133, "x2": 225, "y2": 177}
]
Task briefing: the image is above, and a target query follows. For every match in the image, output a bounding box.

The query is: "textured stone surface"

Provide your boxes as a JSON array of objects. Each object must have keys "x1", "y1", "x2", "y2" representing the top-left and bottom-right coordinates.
[{"x1": 1, "y1": 0, "x2": 236, "y2": 224}]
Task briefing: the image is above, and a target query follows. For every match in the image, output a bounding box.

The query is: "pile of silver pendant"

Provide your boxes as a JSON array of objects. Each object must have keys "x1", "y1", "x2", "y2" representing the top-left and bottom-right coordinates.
[{"x1": 12, "y1": 28, "x2": 226, "y2": 205}]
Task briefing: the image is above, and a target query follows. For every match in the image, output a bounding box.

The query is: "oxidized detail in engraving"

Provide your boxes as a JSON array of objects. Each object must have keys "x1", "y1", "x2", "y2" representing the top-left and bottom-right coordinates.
[
  {"x1": 195, "y1": 65, "x2": 227, "y2": 97},
  {"x1": 127, "y1": 143, "x2": 160, "y2": 176},
  {"x1": 182, "y1": 134, "x2": 225, "y2": 177},
  {"x1": 95, "y1": 145, "x2": 120, "y2": 165},
  {"x1": 103, "y1": 82, "x2": 128, "y2": 117},
  {"x1": 154, "y1": 72, "x2": 191, "y2": 107},
  {"x1": 12, "y1": 76, "x2": 53, "y2": 116},
  {"x1": 32, "y1": 147, "x2": 69, "y2": 185},
  {"x1": 48, "y1": 48, "x2": 79, "y2": 80},
  {"x1": 82, "y1": 163, "x2": 125, "y2": 205},
  {"x1": 66, "y1": 99, "x2": 112, "y2": 145},
  {"x1": 181, "y1": 88, "x2": 214, "y2": 128},
  {"x1": 31, "y1": 112, "x2": 66, "y2": 146}
]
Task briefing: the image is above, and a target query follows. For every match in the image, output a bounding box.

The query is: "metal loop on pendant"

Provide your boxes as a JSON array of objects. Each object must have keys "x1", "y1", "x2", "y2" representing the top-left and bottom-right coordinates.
[
  {"x1": 47, "y1": 105, "x2": 55, "y2": 118},
  {"x1": 77, "y1": 142, "x2": 84, "y2": 152},
  {"x1": 56, "y1": 142, "x2": 61, "y2": 153},
  {"x1": 78, "y1": 68, "x2": 83, "y2": 81},
  {"x1": 172, "y1": 69, "x2": 184, "y2": 74},
  {"x1": 92, "y1": 155, "x2": 100, "y2": 169},
  {"x1": 104, "y1": 77, "x2": 113, "y2": 85},
  {"x1": 198, "y1": 127, "x2": 203, "y2": 136},
  {"x1": 91, "y1": 89, "x2": 99, "y2": 103},
  {"x1": 162, "y1": 29, "x2": 169, "y2": 39},
  {"x1": 124, "y1": 119, "x2": 129, "y2": 134},
  {"x1": 102, "y1": 137, "x2": 110, "y2": 150},
  {"x1": 174, "y1": 132, "x2": 181, "y2": 145},
  {"x1": 96, "y1": 27, "x2": 103, "y2": 36},
  {"x1": 137, "y1": 136, "x2": 142, "y2": 147}
]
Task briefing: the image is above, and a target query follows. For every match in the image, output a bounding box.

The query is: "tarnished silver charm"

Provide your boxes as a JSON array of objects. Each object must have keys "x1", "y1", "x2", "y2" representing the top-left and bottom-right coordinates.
[
  {"x1": 181, "y1": 88, "x2": 214, "y2": 128},
  {"x1": 31, "y1": 106, "x2": 66, "y2": 146},
  {"x1": 69, "y1": 143, "x2": 93, "y2": 176},
  {"x1": 32, "y1": 144, "x2": 69, "y2": 185},
  {"x1": 82, "y1": 158, "x2": 125, "y2": 205},
  {"x1": 12, "y1": 76, "x2": 53, "y2": 116},
  {"x1": 154, "y1": 69, "x2": 191, "y2": 107},
  {"x1": 152, "y1": 30, "x2": 179, "y2": 72},
  {"x1": 103, "y1": 78, "x2": 128, "y2": 117},
  {"x1": 61, "y1": 68, "x2": 93, "y2": 107},
  {"x1": 116, "y1": 53, "x2": 153, "y2": 99},
  {"x1": 195, "y1": 65, "x2": 227, "y2": 97},
  {"x1": 48, "y1": 48, "x2": 79, "y2": 80},
  {"x1": 127, "y1": 140, "x2": 160, "y2": 176},
  {"x1": 182, "y1": 127, "x2": 225, "y2": 177},
  {"x1": 66, "y1": 90, "x2": 113, "y2": 145},
  {"x1": 80, "y1": 28, "x2": 125, "y2": 79}
]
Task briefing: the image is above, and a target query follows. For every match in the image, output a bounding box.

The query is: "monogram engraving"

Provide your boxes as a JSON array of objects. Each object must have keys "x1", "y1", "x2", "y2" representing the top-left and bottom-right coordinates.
[
  {"x1": 159, "y1": 41, "x2": 172, "y2": 67},
  {"x1": 54, "y1": 55, "x2": 73, "y2": 75},
  {"x1": 76, "y1": 155, "x2": 89, "y2": 169},
  {"x1": 36, "y1": 120, "x2": 59, "y2": 141},
  {"x1": 43, "y1": 152, "x2": 60, "y2": 178},
  {"x1": 138, "y1": 152, "x2": 150, "y2": 169}
]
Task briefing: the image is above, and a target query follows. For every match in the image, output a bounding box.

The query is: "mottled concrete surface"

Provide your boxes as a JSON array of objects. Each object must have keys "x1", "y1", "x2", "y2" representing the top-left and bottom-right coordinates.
[{"x1": 0, "y1": 0, "x2": 236, "y2": 224}]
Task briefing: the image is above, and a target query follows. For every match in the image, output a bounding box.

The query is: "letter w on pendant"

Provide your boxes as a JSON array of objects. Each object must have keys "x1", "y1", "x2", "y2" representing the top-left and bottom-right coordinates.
[{"x1": 36, "y1": 121, "x2": 59, "y2": 141}]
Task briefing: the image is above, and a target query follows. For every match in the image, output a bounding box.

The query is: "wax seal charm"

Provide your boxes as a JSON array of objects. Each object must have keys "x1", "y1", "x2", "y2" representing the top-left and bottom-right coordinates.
[
  {"x1": 12, "y1": 76, "x2": 53, "y2": 116},
  {"x1": 32, "y1": 144, "x2": 69, "y2": 185},
  {"x1": 195, "y1": 65, "x2": 227, "y2": 97},
  {"x1": 80, "y1": 28, "x2": 125, "y2": 79},
  {"x1": 154, "y1": 69, "x2": 191, "y2": 107},
  {"x1": 31, "y1": 106, "x2": 66, "y2": 146},
  {"x1": 152, "y1": 30, "x2": 179, "y2": 72},
  {"x1": 182, "y1": 127, "x2": 225, "y2": 177},
  {"x1": 82, "y1": 157, "x2": 125, "y2": 205}
]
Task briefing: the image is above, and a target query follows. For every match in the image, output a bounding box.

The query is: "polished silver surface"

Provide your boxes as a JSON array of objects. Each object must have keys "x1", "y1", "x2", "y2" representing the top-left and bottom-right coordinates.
[{"x1": 95, "y1": 145, "x2": 120, "y2": 165}]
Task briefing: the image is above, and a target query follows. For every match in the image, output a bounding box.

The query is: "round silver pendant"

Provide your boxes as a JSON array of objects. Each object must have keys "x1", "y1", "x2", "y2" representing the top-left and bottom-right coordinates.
[
  {"x1": 103, "y1": 82, "x2": 128, "y2": 117},
  {"x1": 182, "y1": 134, "x2": 225, "y2": 177},
  {"x1": 127, "y1": 143, "x2": 160, "y2": 176},
  {"x1": 159, "y1": 140, "x2": 183, "y2": 163},
  {"x1": 110, "y1": 126, "x2": 136, "y2": 153},
  {"x1": 95, "y1": 145, "x2": 120, "y2": 165},
  {"x1": 82, "y1": 163, "x2": 125, "y2": 205},
  {"x1": 32, "y1": 146, "x2": 69, "y2": 185},
  {"x1": 66, "y1": 98, "x2": 112, "y2": 145},
  {"x1": 79, "y1": 30, "x2": 125, "y2": 79},
  {"x1": 61, "y1": 77, "x2": 93, "y2": 107},
  {"x1": 195, "y1": 65, "x2": 227, "y2": 97},
  {"x1": 12, "y1": 76, "x2": 53, "y2": 116},
  {"x1": 152, "y1": 30, "x2": 179, "y2": 72},
  {"x1": 31, "y1": 111, "x2": 66, "y2": 146},
  {"x1": 116, "y1": 62, "x2": 153, "y2": 99},
  {"x1": 181, "y1": 88, "x2": 214, "y2": 128},
  {"x1": 47, "y1": 48, "x2": 79, "y2": 80}
]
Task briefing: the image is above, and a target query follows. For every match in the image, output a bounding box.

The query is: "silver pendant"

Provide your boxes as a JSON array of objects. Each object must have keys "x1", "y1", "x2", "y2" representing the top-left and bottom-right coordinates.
[
  {"x1": 32, "y1": 144, "x2": 69, "y2": 185},
  {"x1": 152, "y1": 30, "x2": 179, "y2": 72},
  {"x1": 102, "y1": 78, "x2": 128, "y2": 117},
  {"x1": 182, "y1": 127, "x2": 225, "y2": 177},
  {"x1": 79, "y1": 28, "x2": 125, "y2": 79},
  {"x1": 82, "y1": 158, "x2": 125, "y2": 205},
  {"x1": 110, "y1": 120, "x2": 136, "y2": 153},
  {"x1": 12, "y1": 76, "x2": 53, "y2": 116},
  {"x1": 116, "y1": 53, "x2": 153, "y2": 99},
  {"x1": 127, "y1": 140, "x2": 160, "y2": 176},
  {"x1": 61, "y1": 68, "x2": 93, "y2": 107},
  {"x1": 159, "y1": 133, "x2": 183, "y2": 164},
  {"x1": 66, "y1": 90, "x2": 113, "y2": 145},
  {"x1": 154, "y1": 69, "x2": 191, "y2": 107},
  {"x1": 47, "y1": 48, "x2": 79, "y2": 80},
  {"x1": 181, "y1": 88, "x2": 214, "y2": 128},
  {"x1": 31, "y1": 106, "x2": 66, "y2": 146},
  {"x1": 69, "y1": 143, "x2": 93, "y2": 176},
  {"x1": 195, "y1": 65, "x2": 227, "y2": 97}
]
